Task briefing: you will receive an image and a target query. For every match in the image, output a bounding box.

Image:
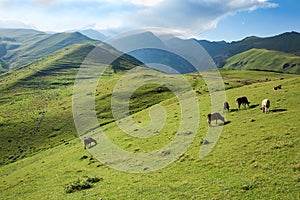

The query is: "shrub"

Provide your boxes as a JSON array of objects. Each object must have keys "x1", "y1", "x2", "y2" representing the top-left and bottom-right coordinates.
[
  {"x1": 86, "y1": 176, "x2": 102, "y2": 183},
  {"x1": 65, "y1": 179, "x2": 92, "y2": 193},
  {"x1": 65, "y1": 176, "x2": 102, "y2": 193}
]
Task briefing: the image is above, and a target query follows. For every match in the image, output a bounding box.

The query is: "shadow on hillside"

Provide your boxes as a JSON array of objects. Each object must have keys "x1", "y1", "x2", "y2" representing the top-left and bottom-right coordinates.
[
  {"x1": 86, "y1": 143, "x2": 97, "y2": 149},
  {"x1": 271, "y1": 108, "x2": 287, "y2": 113},
  {"x1": 249, "y1": 104, "x2": 260, "y2": 109},
  {"x1": 210, "y1": 121, "x2": 231, "y2": 127},
  {"x1": 223, "y1": 121, "x2": 231, "y2": 125},
  {"x1": 229, "y1": 105, "x2": 259, "y2": 112}
]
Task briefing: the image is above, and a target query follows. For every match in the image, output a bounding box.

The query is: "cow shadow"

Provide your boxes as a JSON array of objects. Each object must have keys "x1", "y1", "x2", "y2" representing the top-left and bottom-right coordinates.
[
  {"x1": 249, "y1": 104, "x2": 259, "y2": 109},
  {"x1": 224, "y1": 121, "x2": 231, "y2": 125},
  {"x1": 271, "y1": 108, "x2": 287, "y2": 113},
  {"x1": 209, "y1": 121, "x2": 231, "y2": 127},
  {"x1": 229, "y1": 105, "x2": 258, "y2": 112}
]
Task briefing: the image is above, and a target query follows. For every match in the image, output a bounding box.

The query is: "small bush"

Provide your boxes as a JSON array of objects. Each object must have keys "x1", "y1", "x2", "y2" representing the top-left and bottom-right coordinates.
[
  {"x1": 65, "y1": 176, "x2": 102, "y2": 193},
  {"x1": 86, "y1": 176, "x2": 102, "y2": 183},
  {"x1": 65, "y1": 179, "x2": 92, "y2": 193}
]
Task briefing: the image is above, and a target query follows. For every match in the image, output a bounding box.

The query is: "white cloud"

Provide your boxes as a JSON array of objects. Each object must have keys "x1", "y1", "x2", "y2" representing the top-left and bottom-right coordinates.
[
  {"x1": 128, "y1": 0, "x2": 278, "y2": 36},
  {"x1": 0, "y1": 19, "x2": 36, "y2": 29},
  {"x1": 0, "y1": 0, "x2": 278, "y2": 37}
]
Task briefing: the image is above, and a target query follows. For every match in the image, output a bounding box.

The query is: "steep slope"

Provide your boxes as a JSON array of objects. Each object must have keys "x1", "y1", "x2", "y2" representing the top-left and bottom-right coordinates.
[
  {"x1": 0, "y1": 28, "x2": 96, "y2": 70},
  {"x1": 223, "y1": 48, "x2": 300, "y2": 74},
  {"x1": 0, "y1": 42, "x2": 154, "y2": 165},
  {"x1": 198, "y1": 31, "x2": 300, "y2": 67},
  {"x1": 0, "y1": 44, "x2": 96, "y2": 165}
]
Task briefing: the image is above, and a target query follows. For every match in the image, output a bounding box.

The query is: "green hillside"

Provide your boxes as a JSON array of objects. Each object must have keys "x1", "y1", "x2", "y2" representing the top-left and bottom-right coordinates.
[
  {"x1": 198, "y1": 31, "x2": 300, "y2": 67},
  {"x1": 0, "y1": 42, "x2": 151, "y2": 166},
  {"x1": 0, "y1": 66, "x2": 299, "y2": 199},
  {"x1": 0, "y1": 28, "x2": 96, "y2": 70},
  {"x1": 223, "y1": 48, "x2": 300, "y2": 74}
]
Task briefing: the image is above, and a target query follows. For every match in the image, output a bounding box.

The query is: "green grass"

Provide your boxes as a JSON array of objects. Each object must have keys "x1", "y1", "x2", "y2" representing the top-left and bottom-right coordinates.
[
  {"x1": 0, "y1": 43, "x2": 163, "y2": 165},
  {"x1": 0, "y1": 28, "x2": 96, "y2": 70},
  {"x1": 224, "y1": 48, "x2": 300, "y2": 74},
  {"x1": 0, "y1": 67, "x2": 299, "y2": 199}
]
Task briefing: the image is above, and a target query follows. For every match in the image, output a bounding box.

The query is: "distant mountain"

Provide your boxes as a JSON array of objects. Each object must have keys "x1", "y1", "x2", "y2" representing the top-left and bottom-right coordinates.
[
  {"x1": 79, "y1": 29, "x2": 107, "y2": 41},
  {"x1": 223, "y1": 48, "x2": 300, "y2": 74},
  {"x1": 107, "y1": 30, "x2": 300, "y2": 74},
  {"x1": 198, "y1": 31, "x2": 300, "y2": 67},
  {"x1": 108, "y1": 31, "x2": 214, "y2": 74},
  {"x1": 2, "y1": 28, "x2": 300, "y2": 74},
  {"x1": 0, "y1": 28, "x2": 96, "y2": 71}
]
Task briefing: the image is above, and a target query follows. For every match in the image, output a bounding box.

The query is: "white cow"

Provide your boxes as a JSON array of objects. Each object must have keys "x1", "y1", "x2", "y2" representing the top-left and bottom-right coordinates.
[{"x1": 261, "y1": 99, "x2": 270, "y2": 113}]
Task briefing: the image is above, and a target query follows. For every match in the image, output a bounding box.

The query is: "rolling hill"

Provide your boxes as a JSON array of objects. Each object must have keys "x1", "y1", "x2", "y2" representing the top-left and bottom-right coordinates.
[
  {"x1": 2, "y1": 28, "x2": 300, "y2": 75},
  {"x1": 0, "y1": 27, "x2": 299, "y2": 199},
  {"x1": 0, "y1": 42, "x2": 150, "y2": 166},
  {"x1": 0, "y1": 68, "x2": 299, "y2": 199},
  {"x1": 223, "y1": 48, "x2": 300, "y2": 74},
  {"x1": 198, "y1": 31, "x2": 300, "y2": 67},
  {"x1": 0, "y1": 28, "x2": 299, "y2": 198},
  {"x1": 0, "y1": 28, "x2": 97, "y2": 71}
]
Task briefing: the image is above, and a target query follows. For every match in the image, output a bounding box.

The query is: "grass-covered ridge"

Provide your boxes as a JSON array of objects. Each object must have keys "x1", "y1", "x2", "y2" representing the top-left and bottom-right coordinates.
[
  {"x1": 0, "y1": 28, "x2": 97, "y2": 71},
  {"x1": 224, "y1": 48, "x2": 300, "y2": 74},
  {"x1": 0, "y1": 68, "x2": 299, "y2": 199}
]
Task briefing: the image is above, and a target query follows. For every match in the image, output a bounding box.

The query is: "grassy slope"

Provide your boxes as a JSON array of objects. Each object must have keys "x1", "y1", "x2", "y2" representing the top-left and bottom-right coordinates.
[
  {"x1": 224, "y1": 48, "x2": 300, "y2": 74},
  {"x1": 0, "y1": 43, "x2": 162, "y2": 165},
  {"x1": 0, "y1": 70, "x2": 299, "y2": 199},
  {"x1": 0, "y1": 28, "x2": 96, "y2": 70},
  {"x1": 0, "y1": 44, "x2": 97, "y2": 165}
]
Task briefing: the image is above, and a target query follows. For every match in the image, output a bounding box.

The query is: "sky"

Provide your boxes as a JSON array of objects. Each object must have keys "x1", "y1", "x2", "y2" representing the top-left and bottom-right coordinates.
[{"x1": 0, "y1": 0, "x2": 298, "y2": 41}]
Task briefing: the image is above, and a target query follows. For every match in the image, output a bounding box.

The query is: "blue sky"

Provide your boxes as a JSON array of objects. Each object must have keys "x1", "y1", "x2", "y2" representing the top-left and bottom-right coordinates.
[
  {"x1": 0, "y1": 0, "x2": 298, "y2": 41},
  {"x1": 200, "y1": 0, "x2": 300, "y2": 41}
]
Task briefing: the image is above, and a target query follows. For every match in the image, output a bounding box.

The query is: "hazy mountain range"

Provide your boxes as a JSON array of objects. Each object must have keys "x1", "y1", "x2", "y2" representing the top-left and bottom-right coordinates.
[{"x1": 1, "y1": 28, "x2": 300, "y2": 74}]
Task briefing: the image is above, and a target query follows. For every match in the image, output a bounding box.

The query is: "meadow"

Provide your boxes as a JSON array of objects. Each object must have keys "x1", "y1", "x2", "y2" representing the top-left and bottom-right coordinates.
[{"x1": 0, "y1": 64, "x2": 299, "y2": 199}]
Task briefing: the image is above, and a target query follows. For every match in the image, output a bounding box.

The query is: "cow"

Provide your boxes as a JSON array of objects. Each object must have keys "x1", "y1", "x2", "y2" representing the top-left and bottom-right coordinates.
[
  {"x1": 84, "y1": 137, "x2": 97, "y2": 149},
  {"x1": 261, "y1": 99, "x2": 270, "y2": 113},
  {"x1": 273, "y1": 85, "x2": 282, "y2": 90},
  {"x1": 207, "y1": 112, "x2": 225, "y2": 126},
  {"x1": 236, "y1": 96, "x2": 250, "y2": 109},
  {"x1": 223, "y1": 101, "x2": 230, "y2": 112}
]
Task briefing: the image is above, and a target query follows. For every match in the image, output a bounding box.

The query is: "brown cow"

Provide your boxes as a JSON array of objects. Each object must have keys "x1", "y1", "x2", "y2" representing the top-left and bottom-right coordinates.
[
  {"x1": 207, "y1": 112, "x2": 225, "y2": 126},
  {"x1": 84, "y1": 137, "x2": 97, "y2": 149}
]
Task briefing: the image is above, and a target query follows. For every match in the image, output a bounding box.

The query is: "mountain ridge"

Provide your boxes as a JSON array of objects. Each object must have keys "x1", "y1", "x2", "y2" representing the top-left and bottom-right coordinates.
[
  {"x1": 0, "y1": 28, "x2": 97, "y2": 71},
  {"x1": 1, "y1": 28, "x2": 300, "y2": 74},
  {"x1": 198, "y1": 31, "x2": 300, "y2": 67}
]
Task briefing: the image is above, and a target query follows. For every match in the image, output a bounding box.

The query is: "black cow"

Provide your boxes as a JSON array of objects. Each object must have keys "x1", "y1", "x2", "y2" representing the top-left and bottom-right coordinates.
[{"x1": 236, "y1": 96, "x2": 250, "y2": 109}]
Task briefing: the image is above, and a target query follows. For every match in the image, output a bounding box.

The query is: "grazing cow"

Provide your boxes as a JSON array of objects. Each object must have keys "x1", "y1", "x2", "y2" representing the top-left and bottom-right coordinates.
[
  {"x1": 223, "y1": 101, "x2": 230, "y2": 112},
  {"x1": 273, "y1": 85, "x2": 282, "y2": 90},
  {"x1": 84, "y1": 137, "x2": 97, "y2": 149},
  {"x1": 261, "y1": 99, "x2": 270, "y2": 113},
  {"x1": 236, "y1": 96, "x2": 250, "y2": 109},
  {"x1": 207, "y1": 112, "x2": 225, "y2": 126}
]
